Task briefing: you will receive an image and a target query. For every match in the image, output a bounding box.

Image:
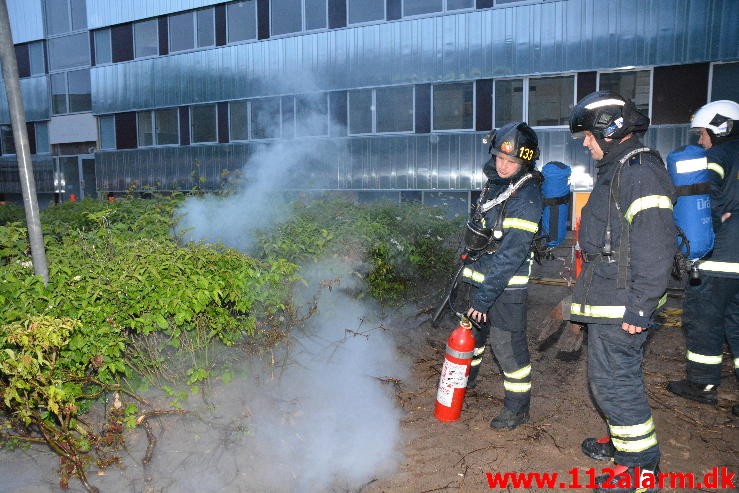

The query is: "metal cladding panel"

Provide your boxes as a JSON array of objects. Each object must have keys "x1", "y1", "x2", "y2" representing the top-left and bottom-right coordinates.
[
  {"x1": 7, "y1": 0, "x2": 44, "y2": 43},
  {"x1": 0, "y1": 76, "x2": 50, "y2": 124},
  {"x1": 0, "y1": 155, "x2": 54, "y2": 194},
  {"x1": 93, "y1": 126, "x2": 693, "y2": 194},
  {"x1": 86, "y1": 0, "x2": 229, "y2": 29},
  {"x1": 92, "y1": 0, "x2": 737, "y2": 114}
]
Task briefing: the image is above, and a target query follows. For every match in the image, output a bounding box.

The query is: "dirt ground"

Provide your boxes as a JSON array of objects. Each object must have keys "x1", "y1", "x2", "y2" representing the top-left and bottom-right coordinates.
[
  {"x1": 364, "y1": 243, "x2": 739, "y2": 492},
  {"x1": 2, "y1": 243, "x2": 737, "y2": 493}
]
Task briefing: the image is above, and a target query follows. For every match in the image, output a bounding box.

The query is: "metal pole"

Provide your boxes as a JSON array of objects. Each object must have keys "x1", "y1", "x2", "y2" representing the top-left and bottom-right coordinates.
[{"x1": 0, "y1": 0, "x2": 48, "y2": 284}]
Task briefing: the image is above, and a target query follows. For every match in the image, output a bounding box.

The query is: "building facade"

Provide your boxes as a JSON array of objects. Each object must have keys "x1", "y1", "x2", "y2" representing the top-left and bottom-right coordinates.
[{"x1": 0, "y1": 0, "x2": 737, "y2": 211}]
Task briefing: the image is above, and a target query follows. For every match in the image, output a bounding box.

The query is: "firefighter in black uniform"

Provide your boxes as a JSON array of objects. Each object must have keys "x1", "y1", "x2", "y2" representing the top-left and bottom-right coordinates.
[
  {"x1": 568, "y1": 91, "x2": 676, "y2": 492},
  {"x1": 667, "y1": 100, "x2": 739, "y2": 417},
  {"x1": 462, "y1": 121, "x2": 543, "y2": 430}
]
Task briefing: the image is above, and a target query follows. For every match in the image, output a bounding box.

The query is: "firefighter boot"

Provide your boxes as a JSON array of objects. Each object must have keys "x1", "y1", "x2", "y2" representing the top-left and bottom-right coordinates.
[
  {"x1": 466, "y1": 362, "x2": 481, "y2": 390},
  {"x1": 581, "y1": 437, "x2": 615, "y2": 461},
  {"x1": 490, "y1": 407, "x2": 529, "y2": 430},
  {"x1": 666, "y1": 379, "x2": 718, "y2": 404},
  {"x1": 592, "y1": 463, "x2": 660, "y2": 493}
]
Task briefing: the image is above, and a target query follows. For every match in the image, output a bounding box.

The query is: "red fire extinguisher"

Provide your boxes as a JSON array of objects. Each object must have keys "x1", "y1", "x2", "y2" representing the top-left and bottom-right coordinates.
[{"x1": 434, "y1": 318, "x2": 476, "y2": 422}]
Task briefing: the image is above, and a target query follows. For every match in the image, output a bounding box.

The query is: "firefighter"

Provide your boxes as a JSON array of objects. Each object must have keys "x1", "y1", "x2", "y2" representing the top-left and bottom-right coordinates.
[
  {"x1": 667, "y1": 100, "x2": 739, "y2": 417},
  {"x1": 462, "y1": 121, "x2": 543, "y2": 430},
  {"x1": 568, "y1": 91, "x2": 676, "y2": 492}
]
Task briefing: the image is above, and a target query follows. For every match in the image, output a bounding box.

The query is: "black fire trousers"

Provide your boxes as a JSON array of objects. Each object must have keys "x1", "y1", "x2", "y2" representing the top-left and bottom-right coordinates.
[
  {"x1": 468, "y1": 288, "x2": 531, "y2": 414},
  {"x1": 683, "y1": 276, "x2": 739, "y2": 385},
  {"x1": 587, "y1": 322, "x2": 660, "y2": 467}
]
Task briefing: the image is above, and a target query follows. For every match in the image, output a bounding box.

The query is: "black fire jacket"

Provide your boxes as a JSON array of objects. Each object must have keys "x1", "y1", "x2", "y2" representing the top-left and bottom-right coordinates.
[
  {"x1": 700, "y1": 137, "x2": 739, "y2": 279},
  {"x1": 571, "y1": 137, "x2": 677, "y2": 328},
  {"x1": 463, "y1": 166, "x2": 543, "y2": 314}
]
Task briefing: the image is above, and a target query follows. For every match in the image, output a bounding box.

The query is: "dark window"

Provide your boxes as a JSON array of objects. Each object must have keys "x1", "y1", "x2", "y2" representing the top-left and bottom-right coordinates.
[
  {"x1": 215, "y1": 4, "x2": 226, "y2": 46},
  {"x1": 179, "y1": 107, "x2": 190, "y2": 146},
  {"x1": 282, "y1": 96, "x2": 295, "y2": 139},
  {"x1": 111, "y1": 23, "x2": 134, "y2": 63},
  {"x1": 1, "y1": 125, "x2": 15, "y2": 155},
  {"x1": 476, "y1": 0, "x2": 494, "y2": 8},
  {"x1": 577, "y1": 71, "x2": 597, "y2": 101},
  {"x1": 115, "y1": 112, "x2": 138, "y2": 150},
  {"x1": 711, "y1": 61, "x2": 739, "y2": 103},
  {"x1": 475, "y1": 79, "x2": 493, "y2": 131},
  {"x1": 15, "y1": 45, "x2": 30, "y2": 78},
  {"x1": 329, "y1": 90, "x2": 347, "y2": 136},
  {"x1": 257, "y1": 0, "x2": 270, "y2": 39},
  {"x1": 414, "y1": 83, "x2": 431, "y2": 133},
  {"x1": 26, "y1": 123, "x2": 37, "y2": 155},
  {"x1": 328, "y1": 0, "x2": 347, "y2": 28},
  {"x1": 158, "y1": 17, "x2": 169, "y2": 55},
  {"x1": 217, "y1": 102, "x2": 229, "y2": 143},
  {"x1": 652, "y1": 63, "x2": 709, "y2": 124}
]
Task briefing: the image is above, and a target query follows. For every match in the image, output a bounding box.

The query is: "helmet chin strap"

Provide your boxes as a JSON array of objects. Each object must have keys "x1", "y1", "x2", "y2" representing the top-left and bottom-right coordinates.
[{"x1": 596, "y1": 136, "x2": 618, "y2": 157}]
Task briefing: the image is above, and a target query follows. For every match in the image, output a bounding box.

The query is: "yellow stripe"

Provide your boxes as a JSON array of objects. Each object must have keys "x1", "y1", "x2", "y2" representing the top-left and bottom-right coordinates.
[
  {"x1": 462, "y1": 267, "x2": 485, "y2": 283},
  {"x1": 473, "y1": 347, "x2": 485, "y2": 356},
  {"x1": 609, "y1": 417, "x2": 654, "y2": 438},
  {"x1": 504, "y1": 365, "x2": 531, "y2": 380},
  {"x1": 503, "y1": 381, "x2": 531, "y2": 392},
  {"x1": 502, "y1": 217, "x2": 539, "y2": 233},
  {"x1": 508, "y1": 275, "x2": 529, "y2": 285},
  {"x1": 470, "y1": 358, "x2": 482, "y2": 366},
  {"x1": 698, "y1": 261, "x2": 739, "y2": 274},
  {"x1": 687, "y1": 350, "x2": 722, "y2": 365},
  {"x1": 612, "y1": 433, "x2": 658, "y2": 453},
  {"x1": 657, "y1": 293, "x2": 667, "y2": 309},
  {"x1": 707, "y1": 162, "x2": 724, "y2": 179},
  {"x1": 624, "y1": 195, "x2": 673, "y2": 223},
  {"x1": 571, "y1": 303, "x2": 625, "y2": 319}
]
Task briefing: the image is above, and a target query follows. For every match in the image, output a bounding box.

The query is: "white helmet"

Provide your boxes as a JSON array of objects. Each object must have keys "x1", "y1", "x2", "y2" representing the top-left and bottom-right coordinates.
[{"x1": 690, "y1": 100, "x2": 739, "y2": 137}]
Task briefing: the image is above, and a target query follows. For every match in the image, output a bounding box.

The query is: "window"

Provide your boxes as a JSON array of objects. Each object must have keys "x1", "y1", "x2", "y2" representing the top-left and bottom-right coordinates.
[
  {"x1": 229, "y1": 101, "x2": 249, "y2": 140},
  {"x1": 94, "y1": 29, "x2": 112, "y2": 64},
  {"x1": 446, "y1": 0, "x2": 474, "y2": 9},
  {"x1": 348, "y1": 90, "x2": 372, "y2": 134},
  {"x1": 404, "y1": 0, "x2": 442, "y2": 16},
  {"x1": 348, "y1": 0, "x2": 384, "y2": 24},
  {"x1": 295, "y1": 94, "x2": 329, "y2": 137},
  {"x1": 44, "y1": 0, "x2": 86, "y2": 35},
  {"x1": 599, "y1": 70, "x2": 650, "y2": 115},
  {"x1": 169, "y1": 8, "x2": 215, "y2": 53},
  {"x1": 227, "y1": 1, "x2": 257, "y2": 43},
  {"x1": 67, "y1": 69, "x2": 91, "y2": 113},
  {"x1": 433, "y1": 82, "x2": 473, "y2": 130},
  {"x1": 190, "y1": 105, "x2": 217, "y2": 143},
  {"x1": 376, "y1": 86, "x2": 413, "y2": 133},
  {"x1": 0, "y1": 125, "x2": 15, "y2": 155},
  {"x1": 134, "y1": 19, "x2": 159, "y2": 59},
  {"x1": 48, "y1": 33, "x2": 90, "y2": 71},
  {"x1": 528, "y1": 75, "x2": 574, "y2": 126},
  {"x1": 99, "y1": 116, "x2": 116, "y2": 150},
  {"x1": 710, "y1": 61, "x2": 739, "y2": 103},
  {"x1": 251, "y1": 98, "x2": 281, "y2": 139},
  {"x1": 51, "y1": 69, "x2": 91, "y2": 115},
  {"x1": 138, "y1": 109, "x2": 179, "y2": 146},
  {"x1": 35, "y1": 122, "x2": 50, "y2": 154},
  {"x1": 493, "y1": 75, "x2": 574, "y2": 127},
  {"x1": 29, "y1": 42, "x2": 45, "y2": 75},
  {"x1": 271, "y1": 0, "x2": 327, "y2": 35},
  {"x1": 494, "y1": 79, "x2": 523, "y2": 127}
]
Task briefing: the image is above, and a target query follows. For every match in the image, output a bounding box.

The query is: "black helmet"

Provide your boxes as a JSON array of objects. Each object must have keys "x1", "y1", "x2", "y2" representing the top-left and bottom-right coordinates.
[
  {"x1": 569, "y1": 91, "x2": 649, "y2": 140},
  {"x1": 482, "y1": 121, "x2": 540, "y2": 167}
]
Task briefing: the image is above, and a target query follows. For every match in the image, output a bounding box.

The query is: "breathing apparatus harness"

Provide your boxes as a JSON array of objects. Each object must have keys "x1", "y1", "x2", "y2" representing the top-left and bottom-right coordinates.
[{"x1": 462, "y1": 172, "x2": 534, "y2": 263}]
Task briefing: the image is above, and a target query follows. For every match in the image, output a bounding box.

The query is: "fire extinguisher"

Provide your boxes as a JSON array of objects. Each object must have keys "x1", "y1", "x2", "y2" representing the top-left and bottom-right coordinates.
[{"x1": 434, "y1": 318, "x2": 476, "y2": 422}]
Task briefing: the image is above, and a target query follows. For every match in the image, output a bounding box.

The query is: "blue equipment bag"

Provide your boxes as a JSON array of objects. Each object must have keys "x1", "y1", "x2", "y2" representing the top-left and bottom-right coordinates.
[
  {"x1": 666, "y1": 145, "x2": 714, "y2": 259},
  {"x1": 541, "y1": 161, "x2": 571, "y2": 247}
]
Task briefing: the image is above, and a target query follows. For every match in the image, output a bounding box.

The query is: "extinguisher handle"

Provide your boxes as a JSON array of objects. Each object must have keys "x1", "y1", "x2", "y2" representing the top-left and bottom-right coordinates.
[{"x1": 454, "y1": 312, "x2": 483, "y2": 330}]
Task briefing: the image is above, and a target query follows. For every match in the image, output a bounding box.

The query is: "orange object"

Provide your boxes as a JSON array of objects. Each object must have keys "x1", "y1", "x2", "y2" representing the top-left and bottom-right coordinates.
[
  {"x1": 69, "y1": 193, "x2": 76, "y2": 202},
  {"x1": 434, "y1": 319, "x2": 476, "y2": 422}
]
